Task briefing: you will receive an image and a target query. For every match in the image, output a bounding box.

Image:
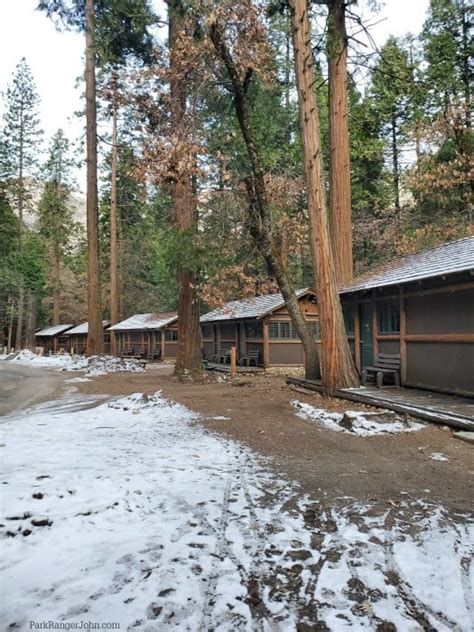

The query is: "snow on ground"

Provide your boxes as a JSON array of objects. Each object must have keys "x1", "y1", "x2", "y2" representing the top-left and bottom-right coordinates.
[
  {"x1": 2, "y1": 349, "x2": 88, "y2": 370},
  {"x1": 1, "y1": 350, "x2": 145, "y2": 375},
  {"x1": 292, "y1": 400, "x2": 425, "y2": 436},
  {"x1": 1, "y1": 392, "x2": 472, "y2": 631},
  {"x1": 430, "y1": 452, "x2": 449, "y2": 462}
]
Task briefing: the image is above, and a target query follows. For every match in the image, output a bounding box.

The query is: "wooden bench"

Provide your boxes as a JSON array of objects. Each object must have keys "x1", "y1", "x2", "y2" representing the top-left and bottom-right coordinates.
[
  {"x1": 239, "y1": 350, "x2": 260, "y2": 367},
  {"x1": 210, "y1": 349, "x2": 231, "y2": 364},
  {"x1": 361, "y1": 353, "x2": 401, "y2": 388},
  {"x1": 148, "y1": 350, "x2": 161, "y2": 361}
]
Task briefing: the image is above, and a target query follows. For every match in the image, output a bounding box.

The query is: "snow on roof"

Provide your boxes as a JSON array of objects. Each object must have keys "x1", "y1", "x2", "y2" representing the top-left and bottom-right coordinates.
[
  {"x1": 341, "y1": 236, "x2": 474, "y2": 294},
  {"x1": 109, "y1": 312, "x2": 178, "y2": 331},
  {"x1": 67, "y1": 320, "x2": 110, "y2": 335},
  {"x1": 200, "y1": 288, "x2": 312, "y2": 323},
  {"x1": 35, "y1": 324, "x2": 74, "y2": 337}
]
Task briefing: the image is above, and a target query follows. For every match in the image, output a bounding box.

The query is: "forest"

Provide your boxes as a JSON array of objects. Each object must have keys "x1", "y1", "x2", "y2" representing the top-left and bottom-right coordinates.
[{"x1": 0, "y1": 0, "x2": 472, "y2": 390}]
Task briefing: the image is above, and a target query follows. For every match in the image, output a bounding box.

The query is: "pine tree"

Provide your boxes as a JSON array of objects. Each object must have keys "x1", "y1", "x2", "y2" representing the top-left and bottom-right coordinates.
[
  {"x1": 1, "y1": 58, "x2": 43, "y2": 349},
  {"x1": 37, "y1": 129, "x2": 75, "y2": 326},
  {"x1": 1, "y1": 58, "x2": 43, "y2": 226},
  {"x1": 38, "y1": 0, "x2": 155, "y2": 355},
  {"x1": 370, "y1": 37, "x2": 412, "y2": 216}
]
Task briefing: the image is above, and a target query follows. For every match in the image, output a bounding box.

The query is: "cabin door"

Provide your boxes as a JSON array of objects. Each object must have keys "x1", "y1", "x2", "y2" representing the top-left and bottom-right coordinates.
[{"x1": 360, "y1": 303, "x2": 374, "y2": 367}]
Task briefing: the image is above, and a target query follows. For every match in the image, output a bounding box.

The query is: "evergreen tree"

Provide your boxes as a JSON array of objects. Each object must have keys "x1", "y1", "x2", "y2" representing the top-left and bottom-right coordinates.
[
  {"x1": 1, "y1": 58, "x2": 43, "y2": 226},
  {"x1": 37, "y1": 129, "x2": 75, "y2": 325},
  {"x1": 38, "y1": 0, "x2": 155, "y2": 355},
  {"x1": 370, "y1": 37, "x2": 412, "y2": 215}
]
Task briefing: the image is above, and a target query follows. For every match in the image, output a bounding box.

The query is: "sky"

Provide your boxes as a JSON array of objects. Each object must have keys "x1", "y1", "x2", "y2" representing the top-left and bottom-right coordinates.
[{"x1": 0, "y1": 0, "x2": 429, "y2": 191}]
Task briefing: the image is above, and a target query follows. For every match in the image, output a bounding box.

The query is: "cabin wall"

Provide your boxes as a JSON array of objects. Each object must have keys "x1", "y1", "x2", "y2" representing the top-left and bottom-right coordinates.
[
  {"x1": 404, "y1": 287, "x2": 474, "y2": 395},
  {"x1": 268, "y1": 342, "x2": 304, "y2": 365},
  {"x1": 342, "y1": 280, "x2": 474, "y2": 397}
]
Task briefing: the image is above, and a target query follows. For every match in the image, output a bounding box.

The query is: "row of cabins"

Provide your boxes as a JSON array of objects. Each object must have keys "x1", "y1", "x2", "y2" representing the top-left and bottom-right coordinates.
[
  {"x1": 35, "y1": 237, "x2": 474, "y2": 397},
  {"x1": 34, "y1": 314, "x2": 179, "y2": 361}
]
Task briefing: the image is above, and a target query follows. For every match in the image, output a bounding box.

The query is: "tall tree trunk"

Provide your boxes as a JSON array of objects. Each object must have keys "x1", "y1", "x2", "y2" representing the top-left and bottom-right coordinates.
[
  {"x1": 327, "y1": 0, "x2": 353, "y2": 286},
  {"x1": 15, "y1": 286, "x2": 24, "y2": 350},
  {"x1": 209, "y1": 18, "x2": 320, "y2": 381},
  {"x1": 52, "y1": 247, "x2": 60, "y2": 326},
  {"x1": 168, "y1": 1, "x2": 202, "y2": 376},
  {"x1": 7, "y1": 297, "x2": 14, "y2": 352},
  {"x1": 391, "y1": 112, "x2": 401, "y2": 216},
  {"x1": 109, "y1": 89, "x2": 119, "y2": 355},
  {"x1": 25, "y1": 293, "x2": 36, "y2": 349},
  {"x1": 290, "y1": 0, "x2": 358, "y2": 392},
  {"x1": 85, "y1": 0, "x2": 103, "y2": 356}
]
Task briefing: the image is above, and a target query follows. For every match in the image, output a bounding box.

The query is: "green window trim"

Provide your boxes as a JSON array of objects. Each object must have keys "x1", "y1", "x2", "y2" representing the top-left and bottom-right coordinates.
[
  {"x1": 342, "y1": 305, "x2": 355, "y2": 335},
  {"x1": 377, "y1": 300, "x2": 400, "y2": 334},
  {"x1": 268, "y1": 320, "x2": 320, "y2": 341}
]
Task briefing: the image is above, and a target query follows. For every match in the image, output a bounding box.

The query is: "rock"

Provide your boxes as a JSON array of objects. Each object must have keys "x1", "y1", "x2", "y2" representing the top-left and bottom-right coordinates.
[
  {"x1": 31, "y1": 517, "x2": 53, "y2": 527},
  {"x1": 339, "y1": 414, "x2": 354, "y2": 431},
  {"x1": 286, "y1": 549, "x2": 312, "y2": 561},
  {"x1": 453, "y1": 431, "x2": 474, "y2": 445}
]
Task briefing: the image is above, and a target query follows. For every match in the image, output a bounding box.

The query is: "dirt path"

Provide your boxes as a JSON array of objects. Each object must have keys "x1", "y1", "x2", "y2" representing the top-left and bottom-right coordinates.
[
  {"x1": 76, "y1": 368, "x2": 474, "y2": 514},
  {"x1": 0, "y1": 363, "x2": 69, "y2": 418}
]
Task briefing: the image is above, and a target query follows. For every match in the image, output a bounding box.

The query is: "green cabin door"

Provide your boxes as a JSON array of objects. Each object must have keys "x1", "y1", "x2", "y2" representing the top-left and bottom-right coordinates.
[{"x1": 360, "y1": 303, "x2": 374, "y2": 367}]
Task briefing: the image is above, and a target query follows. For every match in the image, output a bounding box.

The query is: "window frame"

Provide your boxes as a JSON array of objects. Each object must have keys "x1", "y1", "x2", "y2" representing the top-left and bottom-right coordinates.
[
  {"x1": 164, "y1": 329, "x2": 178, "y2": 342},
  {"x1": 377, "y1": 300, "x2": 400, "y2": 335}
]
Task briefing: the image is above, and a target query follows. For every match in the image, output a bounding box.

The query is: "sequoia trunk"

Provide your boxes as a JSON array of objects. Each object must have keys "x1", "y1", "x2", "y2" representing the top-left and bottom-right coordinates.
[
  {"x1": 168, "y1": 0, "x2": 202, "y2": 376},
  {"x1": 327, "y1": 0, "x2": 353, "y2": 286},
  {"x1": 85, "y1": 0, "x2": 103, "y2": 355},
  {"x1": 290, "y1": 0, "x2": 358, "y2": 392},
  {"x1": 109, "y1": 93, "x2": 119, "y2": 355}
]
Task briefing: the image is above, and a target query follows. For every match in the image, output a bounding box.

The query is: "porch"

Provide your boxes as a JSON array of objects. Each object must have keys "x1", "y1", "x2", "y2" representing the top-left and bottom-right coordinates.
[
  {"x1": 286, "y1": 377, "x2": 474, "y2": 431},
  {"x1": 204, "y1": 361, "x2": 265, "y2": 374}
]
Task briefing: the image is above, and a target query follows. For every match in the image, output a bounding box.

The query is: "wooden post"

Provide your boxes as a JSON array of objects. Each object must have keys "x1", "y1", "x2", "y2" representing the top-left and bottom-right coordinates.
[
  {"x1": 263, "y1": 317, "x2": 270, "y2": 369},
  {"x1": 354, "y1": 302, "x2": 361, "y2": 372},
  {"x1": 230, "y1": 346, "x2": 237, "y2": 377},
  {"x1": 372, "y1": 295, "x2": 378, "y2": 359},
  {"x1": 161, "y1": 329, "x2": 165, "y2": 361},
  {"x1": 400, "y1": 288, "x2": 407, "y2": 385}
]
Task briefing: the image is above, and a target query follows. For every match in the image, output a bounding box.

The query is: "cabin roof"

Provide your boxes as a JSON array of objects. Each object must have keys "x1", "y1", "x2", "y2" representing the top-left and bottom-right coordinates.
[
  {"x1": 35, "y1": 324, "x2": 74, "y2": 337},
  {"x1": 200, "y1": 288, "x2": 312, "y2": 323},
  {"x1": 67, "y1": 320, "x2": 111, "y2": 335},
  {"x1": 340, "y1": 236, "x2": 474, "y2": 294},
  {"x1": 108, "y1": 312, "x2": 178, "y2": 331}
]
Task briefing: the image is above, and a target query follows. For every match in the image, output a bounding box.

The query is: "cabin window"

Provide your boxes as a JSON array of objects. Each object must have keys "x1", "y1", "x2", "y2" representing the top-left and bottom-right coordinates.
[
  {"x1": 377, "y1": 300, "x2": 400, "y2": 334},
  {"x1": 269, "y1": 321, "x2": 298, "y2": 339},
  {"x1": 245, "y1": 321, "x2": 263, "y2": 339},
  {"x1": 164, "y1": 329, "x2": 178, "y2": 342},
  {"x1": 342, "y1": 305, "x2": 355, "y2": 334},
  {"x1": 202, "y1": 324, "x2": 213, "y2": 339}
]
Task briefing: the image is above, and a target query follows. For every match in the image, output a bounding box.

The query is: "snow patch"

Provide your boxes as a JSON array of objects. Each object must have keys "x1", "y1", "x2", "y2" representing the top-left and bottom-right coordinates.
[
  {"x1": 2, "y1": 350, "x2": 145, "y2": 376},
  {"x1": 430, "y1": 452, "x2": 449, "y2": 462},
  {"x1": 292, "y1": 400, "x2": 425, "y2": 436},
  {"x1": 84, "y1": 355, "x2": 145, "y2": 376}
]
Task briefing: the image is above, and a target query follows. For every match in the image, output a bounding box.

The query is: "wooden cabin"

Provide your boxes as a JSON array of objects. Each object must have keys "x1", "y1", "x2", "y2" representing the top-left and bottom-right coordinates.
[
  {"x1": 66, "y1": 321, "x2": 111, "y2": 355},
  {"x1": 200, "y1": 289, "x2": 320, "y2": 368},
  {"x1": 340, "y1": 236, "x2": 474, "y2": 397},
  {"x1": 35, "y1": 324, "x2": 74, "y2": 354},
  {"x1": 108, "y1": 312, "x2": 178, "y2": 360}
]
